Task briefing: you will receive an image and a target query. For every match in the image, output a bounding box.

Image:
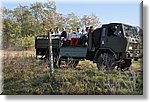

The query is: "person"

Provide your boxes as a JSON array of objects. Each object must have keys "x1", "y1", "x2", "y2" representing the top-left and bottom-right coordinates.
[
  {"x1": 78, "y1": 27, "x2": 89, "y2": 46},
  {"x1": 108, "y1": 26, "x2": 117, "y2": 36},
  {"x1": 84, "y1": 27, "x2": 90, "y2": 36},
  {"x1": 70, "y1": 32, "x2": 77, "y2": 46},
  {"x1": 55, "y1": 26, "x2": 59, "y2": 34},
  {"x1": 60, "y1": 27, "x2": 69, "y2": 47},
  {"x1": 49, "y1": 28, "x2": 54, "y2": 34},
  {"x1": 70, "y1": 27, "x2": 82, "y2": 46},
  {"x1": 60, "y1": 27, "x2": 67, "y2": 38},
  {"x1": 81, "y1": 27, "x2": 90, "y2": 46},
  {"x1": 89, "y1": 26, "x2": 94, "y2": 33},
  {"x1": 67, "y1": 28, "x2": 73, "y2": 40},
  {"x1": 76, "y1": 27, "x2": 82, "y2": 38},
  {"x1": 55, "y1": 27, "x2": 61, "y2": 35},
  {"x1": 81, "y1": 29, "x2": 85, "y2": 35}
]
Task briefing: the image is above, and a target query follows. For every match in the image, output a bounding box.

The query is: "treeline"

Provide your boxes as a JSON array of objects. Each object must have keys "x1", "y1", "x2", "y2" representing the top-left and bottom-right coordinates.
[{"x1": 2, "y1": 1, "x2": 101, "y2": 50}]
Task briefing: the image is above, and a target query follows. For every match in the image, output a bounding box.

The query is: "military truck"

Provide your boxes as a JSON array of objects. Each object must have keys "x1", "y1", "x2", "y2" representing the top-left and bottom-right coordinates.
[{"x1": 35, "y1": 23, "x2": 142, "y2": 70}]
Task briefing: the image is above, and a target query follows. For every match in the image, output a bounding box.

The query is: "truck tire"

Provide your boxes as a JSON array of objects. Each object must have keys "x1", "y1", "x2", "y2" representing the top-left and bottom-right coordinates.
[
  {"x1": 118, "y1": 59, "x2": 132, "y2": 71},
  {"x1": 97, "y1": 53, "x2": 116, "y2": 71},
  {"x1": 97, "y1": 55, "x2": 105, "y2": 70}
]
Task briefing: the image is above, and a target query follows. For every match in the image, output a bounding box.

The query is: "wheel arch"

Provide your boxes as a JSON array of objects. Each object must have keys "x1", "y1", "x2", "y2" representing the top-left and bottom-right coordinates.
[{"x1": 93, "y1": 48, "x2": 117, "y2": 62}]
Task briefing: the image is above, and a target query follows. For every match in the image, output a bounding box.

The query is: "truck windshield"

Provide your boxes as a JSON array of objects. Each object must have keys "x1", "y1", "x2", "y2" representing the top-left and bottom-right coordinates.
[
  {"x1": 108, "y1": 24, "x2": 123, "y2": 37},
  {"x1": 123, "y1": 24, "x2": 138, "y2": 37}
]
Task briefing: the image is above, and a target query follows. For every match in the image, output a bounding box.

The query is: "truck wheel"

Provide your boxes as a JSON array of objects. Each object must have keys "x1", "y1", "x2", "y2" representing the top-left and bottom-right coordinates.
[
  {"x1": 97, "y1": 53, "x2": 116, "y2": 71},
  {"x1": 66, "y1": 58, "x2": 79, "y2": 68},
  {"x1": 97, "y1": 54, "x2": 105, "y2": 70},
  {"x1": 118, "y1": 59, "x2": 132, "y2": 71}
]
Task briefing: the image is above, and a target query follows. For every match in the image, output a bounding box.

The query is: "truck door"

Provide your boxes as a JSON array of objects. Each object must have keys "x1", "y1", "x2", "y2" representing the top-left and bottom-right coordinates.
[{"x1": 100, "y1": 24, "x2": 127, "y2": 53}]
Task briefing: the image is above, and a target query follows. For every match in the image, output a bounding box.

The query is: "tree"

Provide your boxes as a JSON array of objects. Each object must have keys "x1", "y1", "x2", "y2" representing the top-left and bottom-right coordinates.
[
  {"x1": 2, "y1": 8, "x2": 16, "y2": 49},
  {"x1": 66, "y1": 13, "x2": 80, "y2": 31},
  {"x1": 81, "y1": 13, "x2": 101, "y2": 28},
  {"x1": 30, "y1": 1, "x2": 57, "y2": 34},
  {"x1": 30, "y1": 2, "x2": 45, "y2": 35},
  {"x1": 2, "y1": 1, "x2": 101, "y2": 50}
]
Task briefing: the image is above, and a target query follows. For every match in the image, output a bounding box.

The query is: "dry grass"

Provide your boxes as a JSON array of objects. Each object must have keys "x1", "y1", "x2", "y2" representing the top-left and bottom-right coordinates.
[
  {"x1": 3, "y1": 50, "x2": 35, "y2": 58},
  {"x1": 1, "y1": 51, "x2": 143, "y2": 95}
]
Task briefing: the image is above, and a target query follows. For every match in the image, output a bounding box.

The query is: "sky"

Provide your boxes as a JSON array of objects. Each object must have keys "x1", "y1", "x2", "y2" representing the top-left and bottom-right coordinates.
[{"x1": 0, "y1": 0, "x2": 142, "y2": 27}]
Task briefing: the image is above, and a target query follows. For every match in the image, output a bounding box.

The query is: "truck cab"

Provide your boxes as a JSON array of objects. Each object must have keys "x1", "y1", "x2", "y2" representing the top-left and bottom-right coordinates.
[
  {"x1": 100, "y1": 23, "x2": 127, "y2": 53},
  {"x1": 92, "y1": 23, "x2": 141, "y2": 70}
]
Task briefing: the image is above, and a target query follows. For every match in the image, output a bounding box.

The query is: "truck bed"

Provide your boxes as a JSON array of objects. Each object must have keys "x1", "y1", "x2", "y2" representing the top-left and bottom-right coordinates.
[
  {"x1": 59, "y1": 47, "x2": 87, "y2": 58},
  {"x1": 35, "y1": 38, "x2": 60, "y2": 49}
]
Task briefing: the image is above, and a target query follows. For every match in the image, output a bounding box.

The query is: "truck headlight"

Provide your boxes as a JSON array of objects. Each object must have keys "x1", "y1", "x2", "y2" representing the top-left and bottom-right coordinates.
[
  {"x1": 129, "y1": 46, "x2": 132, "y2": 50},
  {"x1": 136, "y1": 50, "x2": 140, "y2": 54}
]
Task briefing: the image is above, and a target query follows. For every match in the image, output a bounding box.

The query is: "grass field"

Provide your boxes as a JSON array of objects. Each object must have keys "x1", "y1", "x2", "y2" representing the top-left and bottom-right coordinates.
[{"x1": 1, "y1": 51, "x2": 143, "y2": 95}]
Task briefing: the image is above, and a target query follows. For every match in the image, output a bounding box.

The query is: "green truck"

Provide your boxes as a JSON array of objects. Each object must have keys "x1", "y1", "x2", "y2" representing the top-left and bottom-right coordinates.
[{"x1": 35, "y1": 23, "x2": 142, "y2": 70}]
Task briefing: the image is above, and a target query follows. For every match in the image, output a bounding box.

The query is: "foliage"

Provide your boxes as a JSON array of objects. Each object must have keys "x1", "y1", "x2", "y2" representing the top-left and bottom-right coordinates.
[
  {"x1": 2, "y1": 1, "x2": 101, "y2": 50},
  {"x1": 81, "y1": 13, "x2": 101, "y2": 28},
  {"x1": 17, "y1": 36, "x2": 35, "y2": 50}
]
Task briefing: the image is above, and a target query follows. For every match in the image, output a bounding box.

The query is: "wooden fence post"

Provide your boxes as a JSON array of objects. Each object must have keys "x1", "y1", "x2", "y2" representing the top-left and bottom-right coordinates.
[{"x1": 48, "y1": 32, "x2": 55, "y2": 76}]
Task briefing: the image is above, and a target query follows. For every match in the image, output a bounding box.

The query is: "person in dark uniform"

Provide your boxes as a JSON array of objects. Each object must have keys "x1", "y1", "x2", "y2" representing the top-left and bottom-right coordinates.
[
  {"x1": 60, "y1": 27, "x2": 67, "y2": 38},
  {"x1": 60, "y1": 27, "x2": 69, "y2": 46}
]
